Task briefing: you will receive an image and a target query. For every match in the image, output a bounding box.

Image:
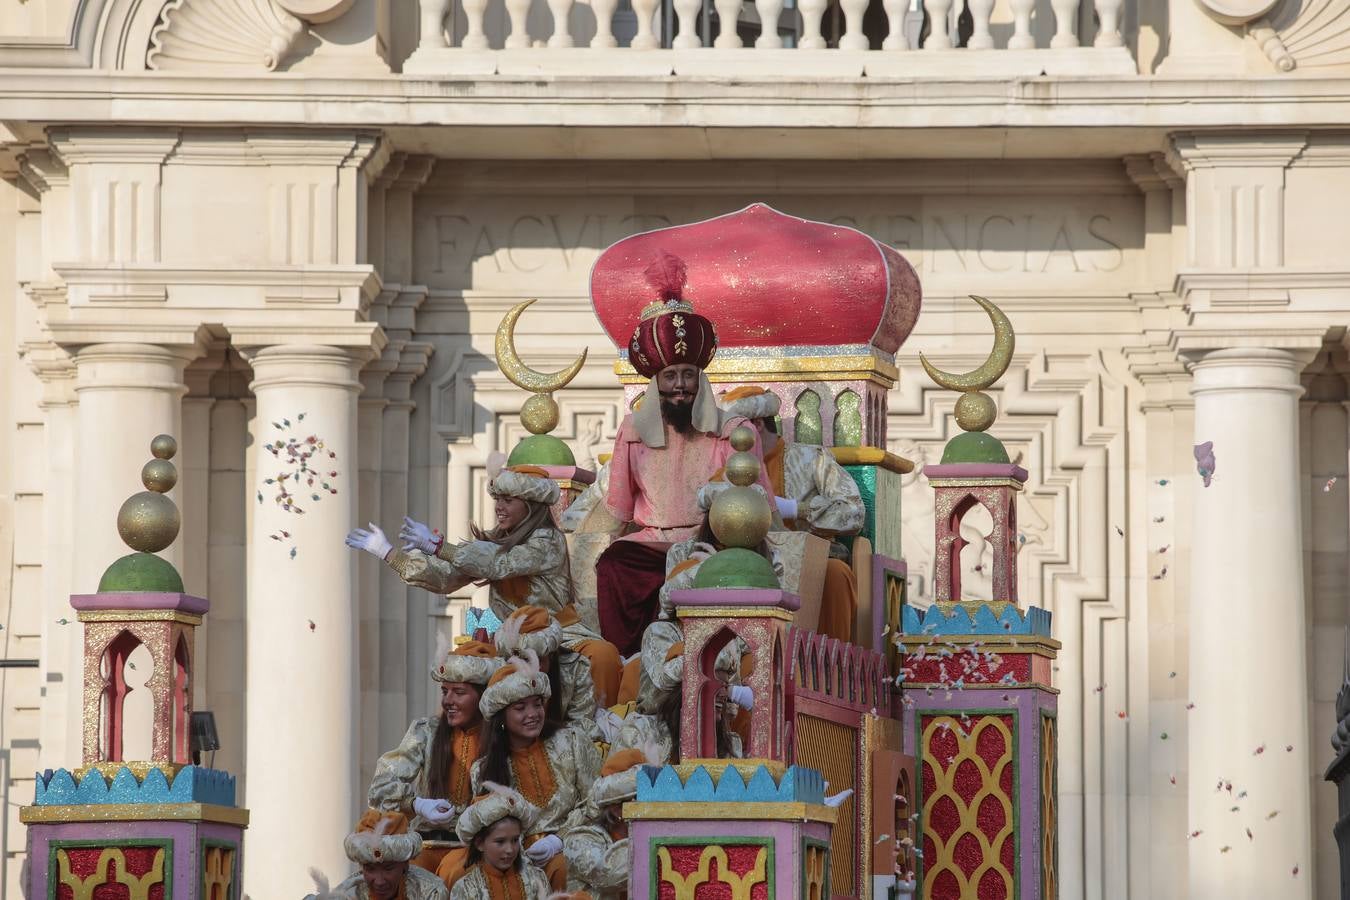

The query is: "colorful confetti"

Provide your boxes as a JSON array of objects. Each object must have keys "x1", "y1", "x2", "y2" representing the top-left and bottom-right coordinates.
[{"x1": 1194, "y1": 441, "x2": 1216, "y2": 488}]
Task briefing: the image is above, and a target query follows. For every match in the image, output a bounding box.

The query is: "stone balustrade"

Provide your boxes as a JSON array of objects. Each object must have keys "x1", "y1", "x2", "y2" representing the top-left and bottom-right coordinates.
[{"x1": 405, "y1": 0, "x2": 1133, "y2": 74}]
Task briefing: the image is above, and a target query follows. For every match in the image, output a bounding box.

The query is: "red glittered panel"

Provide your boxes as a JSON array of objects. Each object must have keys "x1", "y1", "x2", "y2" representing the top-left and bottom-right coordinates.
[
  {"x1": 590, "y1": 204, "x2": 920, "y2": 352},
  {"x1": 952, "y1": 758, "x2": 984, "y2": 806},
  {"x1": 979, "y1": 866, "x2": 1011, "y2": 900},
  {"x1": 928, "y1": 794, "x2": 962, "y2": 844},
  {"x1": 56, "y1": 847, "x2": 166, "y2": 900},
  {"x1": 952, "y1": 831, "x2": 983, "y2": 879},
  {"x1": 665, "y1": 845, "x2": 713, "y2": 877},
  {"x1": 657, "y1": 844, "x2": 769, "y2": 900},
  {"x1": 925, "y1": 720, "x2": 960, "y2": 762},
  {"x1": 976, "y1": 716, "x2": 1010, "y2": 769},
  {"x1": 978, "y1": 793, "x2": 1007, "y2": 844},
  {"x1": 721, "y1": 845, "x2": 765, "y2": 878},
  {"x1": 904, "y1": 654, "x2": 1032, "y2": 685},
  {"x1": 929, "y1": 867, "x2": 962, "y2": 900}
]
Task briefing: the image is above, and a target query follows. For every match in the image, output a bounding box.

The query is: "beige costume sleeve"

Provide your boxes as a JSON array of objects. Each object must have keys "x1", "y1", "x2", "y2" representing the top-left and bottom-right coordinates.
[
  {"x1": 386, "y1": 548, "x2": 475, "y2": 596},
  {"x1": 563, "y1": 826, "x2": 631, "y2": 893},
  {"x1": 558, "y1": 726, "x2": 603, "y2": 832},
  {"x1": 561, "y1": 462, "x2": 610, "y2": 532},
  {"x1": 443, "y1": 530, "x2": 567, "y2": 582},
  {"x1": 797, "y1": 445, "x2": 866, "y2": 536},
  {"x1": 560, "y1": 651, "x2": 602, "y2": 740},
  {"x1": 368, "y1": 718, "x2": 433, "y2": 818}
]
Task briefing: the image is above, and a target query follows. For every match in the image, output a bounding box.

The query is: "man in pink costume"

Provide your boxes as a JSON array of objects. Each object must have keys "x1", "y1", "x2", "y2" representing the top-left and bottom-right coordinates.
[{"x1": 596, "y1": 252, "x2": 773, "y2": 657}]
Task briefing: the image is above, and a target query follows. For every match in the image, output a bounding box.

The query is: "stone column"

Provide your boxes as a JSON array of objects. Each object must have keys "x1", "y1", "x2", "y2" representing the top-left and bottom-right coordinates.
[
  {"x1": 1188, "y1": 347, "x2": 1312, "y2": 898},
  {"x1": 242, "y1": 344, "x2": 363, "y2": 895},
  {"x1": 73, "y1": 343, "x2": 195, "y2": 589}
]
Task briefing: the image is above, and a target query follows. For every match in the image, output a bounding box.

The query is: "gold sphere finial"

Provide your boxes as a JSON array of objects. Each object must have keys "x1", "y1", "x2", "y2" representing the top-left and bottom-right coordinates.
[
  {"x1": 150, "y1": 434, "x2": 178, "y2": 461},
  {"x1": 954, "y1": 391, "x2": 997, "y2": 433},
  {"x1": 709, "y1": 425, "x2": 773, "y2": 548},
  {"x1": 520, "y1": 394, "x2": 560, "y2": 436},
  {"x1": 117, "y1": 435, "x2": 182, "y2": 554}
]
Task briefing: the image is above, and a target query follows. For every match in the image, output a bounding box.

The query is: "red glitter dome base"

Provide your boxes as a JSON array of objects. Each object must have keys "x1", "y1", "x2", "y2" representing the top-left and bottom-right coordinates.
[{"x1": 590, "y1": 203, "x2": 921, "y2": 356}]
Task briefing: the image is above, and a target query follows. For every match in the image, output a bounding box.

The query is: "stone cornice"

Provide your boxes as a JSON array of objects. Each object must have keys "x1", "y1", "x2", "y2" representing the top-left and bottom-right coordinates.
[
  {"x1": 52, "y1": 262, "x2": 382, "y2": 305},
  {"x1": 9, "y1": 74, "x2": 1350, "y2": 144}
]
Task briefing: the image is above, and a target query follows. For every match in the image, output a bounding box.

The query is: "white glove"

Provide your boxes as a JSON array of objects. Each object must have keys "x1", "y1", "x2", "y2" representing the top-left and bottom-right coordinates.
[
  {"x1": 345, "y1": 524, "x2": 393, "y2": 560},
  {"x1": 412, "y1": 797, "x2": 456, "y2": 825},
  {"x1": 729, "y1": 685, "x2": 754, "y2": 710},
  {"x1": 775, "y1": 496, "x2": 799, "y2": 520},
  {"x1": 524, "y1": 834, "x2": 563, "y2": 863},
  {"x1": 398, "y1": 516, "x2": 442, "y2": 555},
  {"x1": 825, "y1": 787, "x2": 854, "y2": 808}
]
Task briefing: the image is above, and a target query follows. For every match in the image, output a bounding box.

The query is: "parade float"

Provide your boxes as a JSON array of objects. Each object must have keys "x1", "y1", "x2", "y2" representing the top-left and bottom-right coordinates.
[{"x1": 19, "y1": 204, "x2": 1057, "y2": 900}]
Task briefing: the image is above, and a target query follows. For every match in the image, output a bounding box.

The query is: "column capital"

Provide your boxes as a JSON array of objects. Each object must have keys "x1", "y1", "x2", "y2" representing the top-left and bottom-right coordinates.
[
  {"x1": 1186, "y1": 346, "x2": 1315, "y2": 399},
  {"x1": 1173, "y1": 328, "x2": 1324, "y2": 364},
  {"x1": 241, "y1": 343, "x2": 367, "y2": 394},
  {"x1": 1168, "y1": 131, "x2": 1309, "y2": 170},
  {"x1": 48, "y1": 127, "x2": 182, "y2": 167}
]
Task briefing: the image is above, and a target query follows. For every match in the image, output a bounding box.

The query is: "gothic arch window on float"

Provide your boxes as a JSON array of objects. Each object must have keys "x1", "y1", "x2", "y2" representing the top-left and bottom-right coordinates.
[
  {"x1": 795, "y1": 389, "x2": 823, "y2": 445},
  {"x1": 833, "y1": 390, "x2": 863, "y2": 447},
  {"x1": 957, "y1": 499, "x2": 995, "y2": 603},
  {"x1": 696, "y1": 624, "x2": 739, "y2": 759},
  {"x1": 173, "y1": 633, "x2": 192, "y2": 764},
  {"x1": 98, "y1": 630, "x2": 148, "y2": 763}
]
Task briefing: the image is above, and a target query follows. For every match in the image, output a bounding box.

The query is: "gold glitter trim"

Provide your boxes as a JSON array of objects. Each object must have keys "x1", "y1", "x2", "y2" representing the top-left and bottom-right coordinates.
[
  {"x1": 671, "y1": 759, "x2": 788, "y2": 783},
  {"x1": 623, "y1": 801, "x2": 837, "y2": 824},
  {"x1": 615, "y1": 354, "x2": 899, "y2": 386},
  {"x1": 75, "y1": 610, "x2": 203, "y2": 626},
  {"x1": 20, "y1": 803, "x2": 249, "y2": 826},
  {"x1": 925, "y1": 478, "x2": 1025, "y2": 491},
  {"x1": 675, "y1": 606, "x2": 796, "y2": 622},
  {"x1": 74, "y1": 762, "x2": 188, "y2": 781},
  {"x1": 829, "y1": 447, "x2": 914, "y2": 475}
]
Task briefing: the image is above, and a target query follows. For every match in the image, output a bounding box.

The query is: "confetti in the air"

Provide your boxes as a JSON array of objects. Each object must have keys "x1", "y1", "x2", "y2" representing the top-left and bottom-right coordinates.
[
  {"x1": 1326, "y1": 477, "x2": 1338, "y2": 492},
  {"x1": 290, "y1": 547, "x2": 297, "y2": 560},
  {"x1": 1169, "y1": 671, "x2": 1177, "y2": 678},
  {"x1": 1160, "y1": 732, "x2": 1168, "y2": 740},
  {"x1": 308, "y1": 619, "x2": 316, "y2": 632},
  {"x1": 1286, "y1": 744, "x2": 1294, "y2": 752},
  {"x1": 1153, "y1": 515, "x2": 1166, "y2": 523},
  {"x1": 1095, "y1": 684, "x2": 1105, "y2": 693},
  {"x1": 1158, "y1": 545, "x2": 1170, "y2": 554},
  {"x1": 1152, "y1": 567, "x2": 1169, "y2": 581},
  {"x1": 1194, "y1": 441, "x2": 1216, "y2": 488},
  {"x1": 1186, "y1": 702, "x2": 1196, "y2": 710},
  {"x1": 56, "y1": 618, "x2": 68, "y2": 625},
  {"x1": 1267, "y1": 811, "x2": 1280, "y2": 820},
  {"x1": 1115, "y1": 525, "x2": 1125, "y2": 537},
  {"x1": 1117, "y1": 711, "x2": 1128, "y2": 720},
  {"x1": 1220, "y1": 846, "x2": 1231, "y2": 854},
  {"x1": 1188, "y1": 830, "x2": 1203, "y2": 840},
  {"x1": 1292, "y1": 864, "x2": 1299, "y2": 878},
  {"x1": 1246, "y1": 828, "x2": 1253, "y2": 841},
  {"x1": 1156, "y1": 479, "x2": 1170, "y2": 486},
  {"x1": 1169, "y1": 775, "x2": 1177, "y2": 785}
]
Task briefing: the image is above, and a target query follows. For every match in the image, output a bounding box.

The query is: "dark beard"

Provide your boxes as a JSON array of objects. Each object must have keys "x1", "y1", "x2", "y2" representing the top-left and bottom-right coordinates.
[{"x1": 661, "y1": 399, "x2": 695, "y2": 435}]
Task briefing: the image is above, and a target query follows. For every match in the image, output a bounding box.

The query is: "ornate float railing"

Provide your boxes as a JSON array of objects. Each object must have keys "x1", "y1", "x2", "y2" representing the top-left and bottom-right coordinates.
[{"x1": 785, "y1": 628, "x2": 916, "y2": 899}]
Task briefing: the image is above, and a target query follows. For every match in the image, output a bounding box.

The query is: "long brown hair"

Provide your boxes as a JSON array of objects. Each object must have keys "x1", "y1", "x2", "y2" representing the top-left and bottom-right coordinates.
[
  {"x1": 476, "y1": 707, "x2": 561, "y2": 790},
  {"x1": 424, "y1": 685, "x2": 483, "y2": 801},
  {"x1": 472, "y1": 498, "x2": 581, "y2": 609}
]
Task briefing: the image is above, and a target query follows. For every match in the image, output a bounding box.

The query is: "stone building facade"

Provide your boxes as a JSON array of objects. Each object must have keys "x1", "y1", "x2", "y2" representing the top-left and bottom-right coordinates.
[{"x1": 2, "y1": 0, "x2": 1349, "y2": 896}]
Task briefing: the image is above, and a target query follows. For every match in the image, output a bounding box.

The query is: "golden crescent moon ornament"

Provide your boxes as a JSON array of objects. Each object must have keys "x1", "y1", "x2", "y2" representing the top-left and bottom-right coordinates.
[
  {"x1": 918, "y1": 295, "x2": 1015, "y2": 393},
  {"x1": 495, "y1": 299, "x2": 588, "y2": 394}
]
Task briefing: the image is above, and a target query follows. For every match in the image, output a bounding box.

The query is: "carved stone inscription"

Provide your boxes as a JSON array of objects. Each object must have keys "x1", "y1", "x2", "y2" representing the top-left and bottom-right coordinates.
[{"x1": 414, "y1": 196, "x2": 1141, "y2": 292}]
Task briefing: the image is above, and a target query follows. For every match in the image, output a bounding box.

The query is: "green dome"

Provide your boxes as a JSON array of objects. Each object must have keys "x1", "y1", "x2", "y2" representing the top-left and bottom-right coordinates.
[
  {"x1": 506, "y1": 434, "x2": 576, "y2": 467},
  {"x1": 98, "y1": 552, "x2": 184, "y2": 593},
  {"x1": 692, "y1": 548, "x2": 780, "y2": 590},
  {"x1": 940, "y1": 431, "x2": 1010, "y2": 465}
]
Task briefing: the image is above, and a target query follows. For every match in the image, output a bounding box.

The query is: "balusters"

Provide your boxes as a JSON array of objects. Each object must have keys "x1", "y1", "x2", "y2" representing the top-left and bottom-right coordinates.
[
  {"x1": 1050, "y1": 0, "x2": 1079, "y2": 46},
  {"x1": 923, "y1": 0, "x2": 954, "y2": 48},
  {"x1": 504, "y1": 0, "x2": 532, "y2": 47},
  {"x1": 589, "y1": 0, "x2": 619, "y2": 46},
  {"x1": 882, "y1": 0, "x2": 910, "y2": 49},
  {"x1": 755, "y1": 0, "x2": 784, "y2": 47},
  {"x1": 460, "y1": 0, "x2": 490, "y2": 48},
  {"x1": 839, "y1": 0, "x2": 869, "y2": 49},
  {"x1": 966, "y1": 0, "x2": 993, "y2": 47},
  {"x1": 1094, "y1": 0, "x2": 1123, "y2": 46},
  {"x1": 714, "y1": 0, "x2": 744, "y2": 46},
  {"x1": 418, "y1": 0, "x2": 450, "y2": 48},
  {"x1": 798, "y1": 0, "x2": 828, "y2": 48},
  {"x1": 1007, "y1": 0, "x2": 1034, "y2": 48},
  {"x1": 631, "y1": 0, "x2": 661, "y2": 47},
  {"x1": 672, "y1": 0, "x2": 701, "y2": 47},
  {"x1": 546, "y1": 0, "x2": 575, "y2": 46}
]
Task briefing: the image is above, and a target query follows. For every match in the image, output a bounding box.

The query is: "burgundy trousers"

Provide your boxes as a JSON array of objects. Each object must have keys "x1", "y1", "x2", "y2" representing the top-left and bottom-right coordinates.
[{"x1": 596, "y1": 539, "x2": 671, "y2": 657}]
